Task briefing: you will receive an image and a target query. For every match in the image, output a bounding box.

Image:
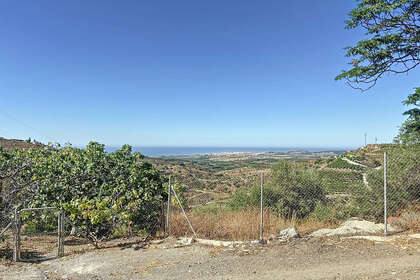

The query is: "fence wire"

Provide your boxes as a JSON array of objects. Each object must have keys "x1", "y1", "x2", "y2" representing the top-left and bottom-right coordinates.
[
  {"x1": 167, "y1": 147, "x2": 420, "y2": 241},
  {"x1": 18, "y1": 207, "x2": 61, "y2": 261},
  {"x1": 1, "y1": 145, "x2": 419, "y2": 261}
]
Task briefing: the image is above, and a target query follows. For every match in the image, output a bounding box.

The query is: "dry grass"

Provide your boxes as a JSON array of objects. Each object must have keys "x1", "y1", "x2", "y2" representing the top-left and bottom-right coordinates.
[
  {"x1": 170, "y1": 208, "x2": 333, "y2": 240},
  {"x1": 397, "y1": 211, "x2": 420, "y2": 233}
]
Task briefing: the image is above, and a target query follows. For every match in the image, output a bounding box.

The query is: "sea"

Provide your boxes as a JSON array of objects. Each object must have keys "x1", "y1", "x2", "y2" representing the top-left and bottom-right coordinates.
[{"x1": 104, "y1": 146, "x2": 351, "y2": 157}]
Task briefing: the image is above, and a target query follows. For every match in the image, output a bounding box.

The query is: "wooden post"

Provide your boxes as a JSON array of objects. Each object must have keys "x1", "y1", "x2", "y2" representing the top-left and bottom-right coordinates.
[{"x1": 13, "y1": 207, "x2": 21, "y2": 262}]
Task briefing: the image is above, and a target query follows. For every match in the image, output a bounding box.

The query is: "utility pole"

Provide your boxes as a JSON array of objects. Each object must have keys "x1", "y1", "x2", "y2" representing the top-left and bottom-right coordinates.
[
  {"x1": 364, "y1": 133, "x2": 367, "y2": 146},
  {"x1": 375, "y1": 137, "x2": 377, "y2": 144}
]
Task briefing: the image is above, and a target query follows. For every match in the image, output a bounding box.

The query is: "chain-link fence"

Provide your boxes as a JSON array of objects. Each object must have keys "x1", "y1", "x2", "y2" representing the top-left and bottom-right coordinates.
[
  {"x1": 166, "y1": 147, "x2": 420, "y2": 241},
  {"x1": 16, "y1": 207, "x2": 64, "y2": 261},
  {"x1": 1, "y1": 205, "x2": 165, "y2": 262},
  {"x1": 1, "y1": 145, "x2": 418, "y2": 261},
  {"x1": 0, "y1": 215, "x2": 13, "y2": 260}
]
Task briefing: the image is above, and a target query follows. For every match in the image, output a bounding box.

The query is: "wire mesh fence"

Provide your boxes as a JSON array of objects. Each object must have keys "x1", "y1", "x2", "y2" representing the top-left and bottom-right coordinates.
[
  {"x1": 1, "y1": 145, "x2": 419, "y2": 261},
  {"x1": 0, "y1": 218, "x2": 13, "y2": 260},
  {"x1": 15, "y1": 207, "x2": 64, "y2": 261},
  {"x1": 166, "y1": 147, "x2": 420, "y2": 241}
]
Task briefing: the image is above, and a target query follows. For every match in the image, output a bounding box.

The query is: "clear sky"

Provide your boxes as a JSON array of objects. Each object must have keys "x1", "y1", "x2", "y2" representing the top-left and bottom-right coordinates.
[{"x1": 0, "y1": 0, "x2": 418, "y2": 148}]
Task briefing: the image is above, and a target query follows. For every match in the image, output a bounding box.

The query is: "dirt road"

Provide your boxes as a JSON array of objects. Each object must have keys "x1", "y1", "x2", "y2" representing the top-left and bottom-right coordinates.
[{"x1": 1, "y1": 236, "x2": 420, "y2": 280}]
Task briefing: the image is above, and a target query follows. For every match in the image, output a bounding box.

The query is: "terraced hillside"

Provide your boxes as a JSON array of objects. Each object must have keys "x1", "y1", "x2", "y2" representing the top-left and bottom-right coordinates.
[
  {"x1": 144, "y1": 150, "x2": 352, "y2": 207},
  {"x1": 146, "y1": 145, "x2": 413, "y2": 210}
]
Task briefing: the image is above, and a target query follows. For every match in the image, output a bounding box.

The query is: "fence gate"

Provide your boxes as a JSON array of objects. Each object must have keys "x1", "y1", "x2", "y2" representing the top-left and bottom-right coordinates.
[{"x1": 14, "y1": 207, "x2": 64, "y2": 261}]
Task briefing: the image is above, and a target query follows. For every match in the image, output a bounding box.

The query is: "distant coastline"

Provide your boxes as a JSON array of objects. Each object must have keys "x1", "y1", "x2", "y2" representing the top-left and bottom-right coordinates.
[{"x1": 104, "y1": 146, "x2": 352, "y2": 157}]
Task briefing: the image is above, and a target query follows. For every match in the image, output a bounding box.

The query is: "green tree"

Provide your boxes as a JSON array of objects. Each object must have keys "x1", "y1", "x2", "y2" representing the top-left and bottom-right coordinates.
[
  {"x1": 395, "y1": 87, "x2": 420, "y2": 143},
  {"x1": 335, "y1": 0, "x2": 419, "y2": 90}
]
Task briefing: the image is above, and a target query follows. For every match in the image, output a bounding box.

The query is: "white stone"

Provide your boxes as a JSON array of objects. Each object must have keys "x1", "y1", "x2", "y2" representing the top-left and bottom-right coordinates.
[
  {"x1": 195, "y1": 238, "x2": 244, "y2": 247},
  {"x1": 343, "y1": 236, "x2": 399, "y2": 242},
  {"x1": 278, "y1": 227, "x2": 300, "y2": 239},
  {"x1": 310, "y1": 219, "x2": 397, "y2": 237},
  {"x1": 409, "y1": 233, "x2": 420, "y2": 239},
  {"x1": 177, "y1": 237, "x2": 194, "y2": 246}
]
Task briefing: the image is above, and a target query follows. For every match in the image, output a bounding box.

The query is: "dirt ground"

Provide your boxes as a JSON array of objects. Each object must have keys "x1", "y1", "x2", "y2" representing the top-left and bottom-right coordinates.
[{"x1": 1, "y1": 235, "x2": 420, "y2": 280}]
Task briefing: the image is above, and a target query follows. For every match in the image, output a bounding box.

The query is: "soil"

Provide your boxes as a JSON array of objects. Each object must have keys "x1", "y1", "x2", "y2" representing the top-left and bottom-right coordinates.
[{"x1": 1, "y1": 235, "x2": 420, "y2": 280}]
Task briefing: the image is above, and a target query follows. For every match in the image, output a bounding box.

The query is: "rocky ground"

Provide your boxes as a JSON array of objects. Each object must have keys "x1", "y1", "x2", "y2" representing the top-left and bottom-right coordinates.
[{"x1": 2, "y1": 233, "x2": 420, "y2": 280}]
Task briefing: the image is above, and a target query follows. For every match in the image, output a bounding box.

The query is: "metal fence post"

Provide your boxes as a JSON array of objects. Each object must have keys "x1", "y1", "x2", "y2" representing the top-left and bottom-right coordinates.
[
  {"x1": 13, "y1": 207, "x2": 20, "y2": 262},
  {"x1": 260, "y1": 172, "x2": 264, "y2": 242},
  {"x1": 384, "y1": 152, "x2": 387, "y2": 236},
  {"x1": 57, "y1": 212, "x2": 64, "y2": 257},
  {"x1": 166, "y1": 176, "x2": 171, "y2": 235},
  {"x1": 171, "y1": 184, "x2": 197, "y2": 238}
]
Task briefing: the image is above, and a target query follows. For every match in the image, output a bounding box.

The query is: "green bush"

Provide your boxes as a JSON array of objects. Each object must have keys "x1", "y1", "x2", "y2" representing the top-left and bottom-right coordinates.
[
  {"x1": 310, "y1": 199, "x2": 358, "y2": 223},
  {"x1": 229, "y1": 188, "x2": 253, "y2": 210},
  {"x1": 21, "y1": 211, "x2": 58, "y2": 234},
  {"x1": 365, "y1": 144, "x2": 420, "y2": 218},
  {"x1": 318, "y1": 170, "x2": 363, "y2": 193},
  {"x1": 230, "y1": 161, "x2": 325, "y2": 219},
  {"x1": 0, "y1": 142, "x2": 165, "y2": 246}
]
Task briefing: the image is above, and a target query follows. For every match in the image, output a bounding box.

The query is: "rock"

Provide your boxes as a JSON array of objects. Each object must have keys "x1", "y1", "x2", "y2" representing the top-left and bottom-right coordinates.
[
  {"x1": 177, "y1": 237, "x2": 194, "y2": 246},
  {"x1": 195, "y1": 238, "x2": 244, "y2": 247},
  {"x1": 310, "y1": 218, "x2": 397, "y2": 237},
  {"x1": 310, "y1": 228, "x2": 334, "y2": 237},
  {"x1": 70, "y1": 226, "x2": 76, "y2": 236},
  {"x1": 344, "y1": 236, "x2": 400, "y2": 242},
  {"x1": 278, "y1": 227, "x2": 300, "y2": 239},
  {"x1": 409, "y1": 233, "x2": 420, "y2": 239},
  {"x1": 250, "y1": 239, "x2": 266, "y2": 245}
]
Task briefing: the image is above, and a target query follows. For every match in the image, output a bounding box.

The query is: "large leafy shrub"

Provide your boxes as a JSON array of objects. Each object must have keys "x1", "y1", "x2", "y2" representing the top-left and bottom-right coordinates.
[
  {"x1": 0, "y1": 142, "x2": 165, "y2": 246},
  {"x1": 230, "y1": 161, "x2": 325, "y2": 219}
]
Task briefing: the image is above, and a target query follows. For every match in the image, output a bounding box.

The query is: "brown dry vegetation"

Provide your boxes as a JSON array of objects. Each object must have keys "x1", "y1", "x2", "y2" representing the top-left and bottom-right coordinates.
[
  {"x1": 0, "y1": 137, "x2": 45, "y2": 152},
  {"x1": 390, "y1": 210, "x2": 420, "y2": 233},
  {"x1": 169, "y1": 208, "x2": 334, "y2": 240}
]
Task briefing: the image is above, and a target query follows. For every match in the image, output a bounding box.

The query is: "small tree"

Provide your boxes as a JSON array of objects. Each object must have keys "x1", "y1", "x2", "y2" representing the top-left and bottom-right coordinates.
[
  {"x1": 266, "y1": 161, "x2": 325, "y2": 219},
  {"x1": 395, "y1": 87, "x2": 420, "y2": 143}
]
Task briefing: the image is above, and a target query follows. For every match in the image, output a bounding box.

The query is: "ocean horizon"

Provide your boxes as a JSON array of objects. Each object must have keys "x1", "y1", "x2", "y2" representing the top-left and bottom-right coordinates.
[{"x1": 104, "y1": 146, "x2": 353, "y2": 157}]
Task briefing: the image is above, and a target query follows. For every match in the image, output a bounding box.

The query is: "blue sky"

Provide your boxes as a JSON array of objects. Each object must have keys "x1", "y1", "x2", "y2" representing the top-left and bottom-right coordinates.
[{"x1": 0, "y1": 0, "x2": 418, "y2": 148}]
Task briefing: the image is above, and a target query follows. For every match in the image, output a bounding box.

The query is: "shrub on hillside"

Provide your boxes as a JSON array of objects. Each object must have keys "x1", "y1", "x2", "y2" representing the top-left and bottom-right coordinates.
[
  {"x1": 229, "y1": 161, "x2": 325, "y2": 219},
  {"x1": 365, "y1": 144, "x2": 420, "y2": 219},
  {"x1": 327, "y1": 158, "x2": 366, "y2": 171}
]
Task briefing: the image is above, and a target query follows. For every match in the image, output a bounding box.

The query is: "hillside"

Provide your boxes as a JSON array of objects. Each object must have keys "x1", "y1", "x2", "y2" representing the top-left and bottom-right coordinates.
[
  {"x1": 0, "y1": 137, "x2": 45, "y2": 151},
  {"x1": 144, "y1": 150, "x2": 347, "y2": 206},
  {"x1": 146, "y1": 145, "x2": 412, "y2": 207}
]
